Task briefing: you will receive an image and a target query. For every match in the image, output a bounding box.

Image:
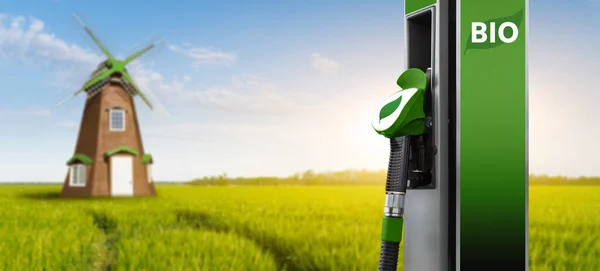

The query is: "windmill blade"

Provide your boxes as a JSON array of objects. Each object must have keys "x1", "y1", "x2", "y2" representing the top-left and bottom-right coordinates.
[
  {"x1": 125, "y1": 32, "x2": 162, "y2": 60},
  {"x1": 142, "y1": 84, "x2": 171, "y2": 117},
  {"x1": 56, "y1": 89, "x2": 84, "y2": 107},
  {"x1": 123, "y1": 38, "x2": 164, "y2": 65},
  {"x1": 73, "y1": 14, "x2": 114, "y2": 60},
  {"x1": 122, "y1": 73, "x2": 171, "y2": 117},
  {"x1": 122, "y1": 73, "x2": 153, "y2": 109},
  {"x1": 82, "y1": 69, "x2": 112, "y2": 90},
  {"x1": 58, "y1": 70, "x2": 112, "y2": 107}
]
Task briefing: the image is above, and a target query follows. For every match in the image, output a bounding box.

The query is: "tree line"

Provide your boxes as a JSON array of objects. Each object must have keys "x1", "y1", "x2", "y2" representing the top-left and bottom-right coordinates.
[{"x1": 186, "y1": 170, "x2": 600, "y2": 186}]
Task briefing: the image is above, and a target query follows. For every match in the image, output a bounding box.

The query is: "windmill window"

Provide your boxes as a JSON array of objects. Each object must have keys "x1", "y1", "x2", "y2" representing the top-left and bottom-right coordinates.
[
  {"x1": 109, "y1": 109, "x2": 126, "y2": 131},
  {"x1": 69, "y1": 164, "x2": 87, "y2": 186}
]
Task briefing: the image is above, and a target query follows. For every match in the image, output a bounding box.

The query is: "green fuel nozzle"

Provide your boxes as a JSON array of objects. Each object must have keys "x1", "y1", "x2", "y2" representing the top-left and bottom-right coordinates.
[{"x1": 371, "y1": 68, "x2": 429, "y2": 271}]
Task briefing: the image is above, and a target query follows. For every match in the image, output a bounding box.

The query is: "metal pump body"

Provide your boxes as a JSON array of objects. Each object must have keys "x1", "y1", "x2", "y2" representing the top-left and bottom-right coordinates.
[
  {"x1": 374, "y1": 0, "x2": 456, "y2": 270},
  {"x1": 402, "y1": 1, "x2": 455, "y2": 270}
]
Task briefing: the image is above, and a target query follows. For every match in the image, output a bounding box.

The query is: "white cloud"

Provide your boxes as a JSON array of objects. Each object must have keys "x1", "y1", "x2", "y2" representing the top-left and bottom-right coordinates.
[
  {"x1": 171, "y1": 75, "x2": 292, "y2": 114},
  {"x1": 312, "y1": 53, "x2": 340, "y2": 73},
  {"x1": 119, "y1": 46, "x2": 274, "y2": 114},
  {"x1": 0, "y1": 14, "x2": 101, "y2": 66},
  {"x1": 0, "y1": 14, "x2": 292, "y2": 117},
  {"x1": 123, "y1": 59, "x2": 294, "y2": 115},
  {"x1": 144, "y1": 115, "x2": 342, "y2": 146},
  {"x1": 57, "y1": 120, "x2": 77, "y2": 128},
  {"x1": 169, "y1": 43, "x2": 236, "y2": 67},
  {"x1": 0, "y1": 14, "x2": 101, "y2": 91},
  {"x1": 0, "y1": 106, "x2": 51, "y2": 117}
]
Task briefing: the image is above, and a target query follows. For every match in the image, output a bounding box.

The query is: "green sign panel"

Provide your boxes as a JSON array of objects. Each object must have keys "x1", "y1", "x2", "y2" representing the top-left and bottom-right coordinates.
[
  {"x1": 459, "y1": 0, "x2": 527, "y2": 269},
  {"x1": 405, "y1": 0, "x2": 436, "y2": 14}
]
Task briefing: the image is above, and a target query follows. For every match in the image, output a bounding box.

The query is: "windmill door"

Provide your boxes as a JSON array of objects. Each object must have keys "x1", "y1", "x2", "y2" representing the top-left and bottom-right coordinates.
[{"x1": 110, "y1": 156, "x2": 134, "y2": 196}]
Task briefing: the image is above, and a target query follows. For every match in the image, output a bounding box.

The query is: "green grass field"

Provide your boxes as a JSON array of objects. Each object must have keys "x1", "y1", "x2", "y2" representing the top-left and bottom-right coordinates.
[{"x1": 0, "y1": 184, "x2": 598, "y2": 271}]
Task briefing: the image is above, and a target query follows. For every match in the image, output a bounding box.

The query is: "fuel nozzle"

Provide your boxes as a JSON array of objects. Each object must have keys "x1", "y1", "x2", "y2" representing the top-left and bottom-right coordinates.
[{"x1": 371, "y1": 68, "x2": 429, "y2": 271}]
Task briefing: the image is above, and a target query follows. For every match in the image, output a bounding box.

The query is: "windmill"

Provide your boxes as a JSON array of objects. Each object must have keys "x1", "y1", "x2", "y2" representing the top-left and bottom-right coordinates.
[{"x1": 59, "y1": 14, "x2": 167, "y2": 197}]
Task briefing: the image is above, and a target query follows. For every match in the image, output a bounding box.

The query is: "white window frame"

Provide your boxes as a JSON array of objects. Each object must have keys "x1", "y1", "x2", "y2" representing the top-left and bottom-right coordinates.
[
  {"x1": 109, "y1": 109, "x2": 126, "y2": 132},
  {"x1": 69, "y1": 164, "x2": 87, "y2": 187},
  {"x1": 147, "y1": 164, "x2": 153, "y2": 183}
]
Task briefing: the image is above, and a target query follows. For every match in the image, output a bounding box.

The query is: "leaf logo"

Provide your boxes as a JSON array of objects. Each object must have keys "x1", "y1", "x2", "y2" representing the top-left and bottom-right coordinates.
[
  {"x1": 379, "y1": 95, "x2": 402, "y2": 122},
  {"x1": 463, "y1": 9, "x2": 524, "y2": 55}
]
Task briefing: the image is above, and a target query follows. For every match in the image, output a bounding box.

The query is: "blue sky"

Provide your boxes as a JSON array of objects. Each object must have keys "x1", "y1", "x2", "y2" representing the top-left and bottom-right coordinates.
[{"x1": 0, "y1": 0, "x2": 598, "y2": 182}]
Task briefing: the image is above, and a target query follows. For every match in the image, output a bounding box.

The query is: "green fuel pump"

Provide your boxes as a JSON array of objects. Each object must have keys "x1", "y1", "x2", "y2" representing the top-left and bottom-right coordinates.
[
  {"x1": 377, "y1": 0, "x2": 527, "y2": 269},
  {"x1": 372, "y1": 68, "x2": 430, "y2": 271}
]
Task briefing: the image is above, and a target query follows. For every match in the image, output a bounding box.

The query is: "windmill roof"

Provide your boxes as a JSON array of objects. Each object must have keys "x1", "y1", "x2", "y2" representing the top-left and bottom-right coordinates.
[
  {"x1": 66, "y1": 153, "x2": 93, "y2": 166},
  {"x1": 104, "y1": 146, "x2": 139, "y2": 158},
  {"x1": 142, "y1": 153, "x2": 153, "y2": 164}
]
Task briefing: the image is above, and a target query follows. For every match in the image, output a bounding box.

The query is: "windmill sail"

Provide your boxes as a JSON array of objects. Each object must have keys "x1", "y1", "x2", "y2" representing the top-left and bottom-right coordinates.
[
  {"x1": 124, "y1": 39, "x2": 164, "y2": 65},
  {"x1": 57, "y1": 14, "x2": 168, "y2": 117},
  {"x1": 122, "y1": 72, "x2": 153, "y2": 109},
  {"x1": 73, "y1": 14, "x2": 114, "y2": 59}
]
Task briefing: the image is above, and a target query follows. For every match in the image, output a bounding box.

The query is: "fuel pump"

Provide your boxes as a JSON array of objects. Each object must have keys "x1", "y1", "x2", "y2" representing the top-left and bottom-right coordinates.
[
  {"x1": 371, "y1": 0, "x2": 527, "y2": 269},
  {"x1": 372, "y1": 1, "x2": 455, "y2": 270},
  {"x1": 372, "y1": 68, "x2": 433, "y2": 271}
]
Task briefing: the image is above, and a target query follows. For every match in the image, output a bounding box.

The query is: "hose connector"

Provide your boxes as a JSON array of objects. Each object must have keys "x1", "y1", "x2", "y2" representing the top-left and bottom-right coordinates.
[{"x1": 384, "y1": 191, "x2": 405, "y2": 218}]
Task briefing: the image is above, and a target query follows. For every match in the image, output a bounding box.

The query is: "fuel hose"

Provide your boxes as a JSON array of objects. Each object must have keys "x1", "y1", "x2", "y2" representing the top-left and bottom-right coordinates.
[{"x1": 378, "y1": 136, "x2": 411, "y2": 271}]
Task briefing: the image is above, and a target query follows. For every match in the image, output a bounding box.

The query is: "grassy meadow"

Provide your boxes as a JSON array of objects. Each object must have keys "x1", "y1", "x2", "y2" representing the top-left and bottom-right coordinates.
[{"x1": 0, "y1": 171, "x2": 598, "y2": 270}]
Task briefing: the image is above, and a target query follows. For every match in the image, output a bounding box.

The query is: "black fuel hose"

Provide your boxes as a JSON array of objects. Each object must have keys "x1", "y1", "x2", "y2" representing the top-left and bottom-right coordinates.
[{"x1": 378, "y1": 136, "x2": 411, "y2": 271}]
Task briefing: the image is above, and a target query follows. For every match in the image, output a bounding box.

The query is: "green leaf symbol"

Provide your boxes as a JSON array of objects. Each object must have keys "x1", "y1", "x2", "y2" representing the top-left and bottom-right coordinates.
[
  {"x1": 379, "y1": 95, "x2": 402, "y2": 122},
  {"x1": 464, "y1": 8, "x2": 524, "y2": 55}
]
